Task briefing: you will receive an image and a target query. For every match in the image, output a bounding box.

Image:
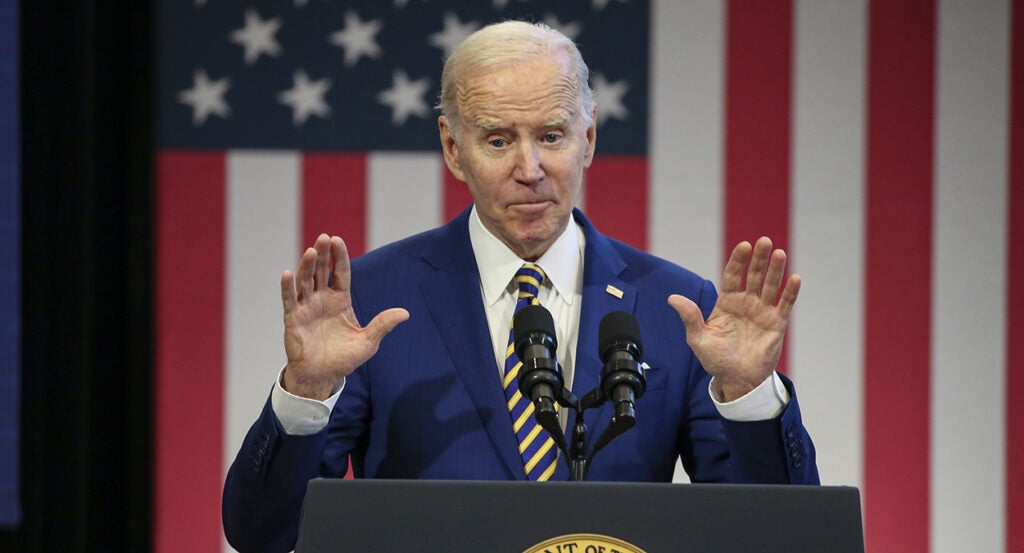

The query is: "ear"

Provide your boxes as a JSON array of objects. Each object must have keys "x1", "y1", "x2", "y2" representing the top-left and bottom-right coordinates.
[
  {"x1": 438, "y1": 116, "x2": 466, "y2": 182},
  {"x1": 582, "y1": 105, "x2": 597, "y2": 169}
]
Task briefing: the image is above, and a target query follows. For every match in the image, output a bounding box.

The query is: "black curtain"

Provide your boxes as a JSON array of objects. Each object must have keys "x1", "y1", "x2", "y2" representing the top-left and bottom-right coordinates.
[{"x1": 1, "y1": 1, "x2": 154, "y2": 551}]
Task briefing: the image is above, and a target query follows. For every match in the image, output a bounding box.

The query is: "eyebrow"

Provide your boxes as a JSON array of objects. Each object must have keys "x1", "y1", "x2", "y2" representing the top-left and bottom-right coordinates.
[
  {"x1": 472, "y1": 111, "x2": 574, "y2": 133},
  {"x1": 544, "y1": 115, "x2": 571, "y2": 128},
  {"x1": 474, "y1": 119, "x2": 502, "y2": 131}
]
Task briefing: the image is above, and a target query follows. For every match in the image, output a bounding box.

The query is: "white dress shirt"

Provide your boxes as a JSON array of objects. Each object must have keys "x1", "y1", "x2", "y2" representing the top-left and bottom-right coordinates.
[
  {"x1": 468, "y1": 205, "x2": 584, "y2": 391},
  {"x1": 271, "y1": 207, "x2": 788, "y2": 435}
]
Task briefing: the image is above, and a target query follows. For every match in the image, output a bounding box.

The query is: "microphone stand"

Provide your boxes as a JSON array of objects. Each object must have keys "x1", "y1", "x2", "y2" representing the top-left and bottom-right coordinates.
[{"x1": 547, "y1": 386, "x2": 636, "y2": 482}]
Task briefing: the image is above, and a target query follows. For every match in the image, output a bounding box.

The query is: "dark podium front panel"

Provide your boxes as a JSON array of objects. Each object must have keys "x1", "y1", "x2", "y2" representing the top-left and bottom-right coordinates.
[{"x1": 296, "y1": 479, "x2": 864, "y2": 553}]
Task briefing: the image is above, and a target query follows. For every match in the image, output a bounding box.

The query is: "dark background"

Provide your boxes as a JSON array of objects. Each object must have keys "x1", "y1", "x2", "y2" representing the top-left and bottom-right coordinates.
[{"x1": 0, "y1": 1, "x2": 154, "y2": 551}]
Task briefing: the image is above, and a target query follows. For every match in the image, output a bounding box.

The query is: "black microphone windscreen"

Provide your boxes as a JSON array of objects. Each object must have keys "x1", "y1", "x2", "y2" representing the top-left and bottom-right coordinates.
[
  {"x1": 598, "y1": 311, "x2": 643, "y2": 359},
  {"x1": 513, "y1": 304, "x2": 556, "y2": 350}
]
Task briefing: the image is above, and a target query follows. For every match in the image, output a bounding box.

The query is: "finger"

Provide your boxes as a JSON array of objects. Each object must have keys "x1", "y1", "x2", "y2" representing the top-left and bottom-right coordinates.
[
  {"x1": 777, "y1": 274, "x2": 802, "y2": 319},
  {"x1": 295, "y1": 247, "x2": 317, "y2": 301},
  {"x1": 720, "y1": 241, "x2": 752, "y2": 293},
  {"x1": 314, "y1": 233, "x2": 331, "y2": 290},
  {"x1": 667, "y1": 294, "x2": 705, "y2": 345},
  {"x1": 760, "y1": 248, "x2": 787, "y2": 304},
  {"x1": 281, "y1": 270, "x2": 297, "y2": 313},
  {"x1": 330, "y1": 236, "x2": 351, "y2": 292},
  {"x1": 744, "y1": 237, "x2": 772, "y2": 295},
  {"x1": 364, "y1": 307, "x2": 411, "y2": 344}
]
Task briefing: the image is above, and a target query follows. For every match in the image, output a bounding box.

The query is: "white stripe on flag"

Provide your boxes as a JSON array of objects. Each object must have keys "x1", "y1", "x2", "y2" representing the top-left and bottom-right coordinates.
[
  {"x1": 651, "y1": 0, "x2": 724, "y2": 484},
  {"x1": 650, "y1": 0, "x2": 724, "y2": 280},
  {"x1": 932, "y1": 1, "x2": 1009, "y2": 551},
  {"x1": 367, "y1": 152, "x2": 443, "y2": 250},
  {"x1": 790, "y1": 0, "x2": 866, "y2": 489},
  {"x1": 224, "y1": 151, "x2": 300, "y2": 474}
]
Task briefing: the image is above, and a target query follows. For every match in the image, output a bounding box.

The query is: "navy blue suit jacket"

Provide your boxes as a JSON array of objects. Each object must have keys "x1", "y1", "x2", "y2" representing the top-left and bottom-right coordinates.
[{"x1": 223, "y1": 209, "x2": 818, "y2": 553}]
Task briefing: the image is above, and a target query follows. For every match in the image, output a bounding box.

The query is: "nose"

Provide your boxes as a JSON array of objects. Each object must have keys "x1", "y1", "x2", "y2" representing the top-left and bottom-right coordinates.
[{"x1": 512, "y1": 141, "x2": 544, "y2": 185}]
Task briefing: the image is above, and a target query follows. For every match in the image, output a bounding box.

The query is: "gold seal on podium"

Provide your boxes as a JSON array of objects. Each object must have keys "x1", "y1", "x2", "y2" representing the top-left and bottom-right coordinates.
[{"x1": 522, "y1": 533, "x2": 647, "y2": 553}]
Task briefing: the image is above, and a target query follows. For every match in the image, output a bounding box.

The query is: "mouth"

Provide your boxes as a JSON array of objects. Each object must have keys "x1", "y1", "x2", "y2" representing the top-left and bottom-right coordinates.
[
  {"x1": 510, "y1": 197, "x2": 551, "y2": 207},
  {"x1": 508, "y1": 200, "x2": 552, "y2": 214}
]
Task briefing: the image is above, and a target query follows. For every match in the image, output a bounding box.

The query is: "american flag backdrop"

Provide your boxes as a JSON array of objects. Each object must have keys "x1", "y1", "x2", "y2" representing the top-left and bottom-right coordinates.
[{"x1": 155, "y1": 1, "x2": 1023, "y2": 552}]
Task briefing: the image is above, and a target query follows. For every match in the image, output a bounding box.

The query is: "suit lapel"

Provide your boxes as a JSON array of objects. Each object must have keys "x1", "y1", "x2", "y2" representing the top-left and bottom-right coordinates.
[
  {"x1": 419, "y1": 212, "x2": 526, "y2": 480},
  {"x1": 571, "y1": 211, "x2": 637, "y2": 467}
]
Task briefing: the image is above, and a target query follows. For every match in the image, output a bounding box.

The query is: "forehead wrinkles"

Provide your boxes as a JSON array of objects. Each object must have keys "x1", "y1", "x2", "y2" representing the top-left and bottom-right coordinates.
[{"x1": 455, "y1": 64, "x2": 580, "y2": 129}]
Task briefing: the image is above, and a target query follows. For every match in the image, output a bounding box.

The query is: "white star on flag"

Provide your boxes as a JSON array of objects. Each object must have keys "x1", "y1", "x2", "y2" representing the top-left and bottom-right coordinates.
[
  {"x1": 428, "y1": 13, "x2": 480, "y2": 59},
  {"x1": 543, "y1": 14, "x2": 582, "y2": 40},
  {"x1": 592, "y1": 72, "x2": 629, "y2": 126},
  {"x1": 376, "y1": 69, "x2": 432, "y2": 126},
  {"x1": 229, "y1": 8, "x2": 283, "y2": 66},
  {"x1": 328, "y1": 11, "x2": 384, "y2": 67},
  {"x1": 277, "y1": 70, "x2": 332, "y2": 126},
  {"x1": 177, "y1": 69, "x2": 231, "y2": 126}
]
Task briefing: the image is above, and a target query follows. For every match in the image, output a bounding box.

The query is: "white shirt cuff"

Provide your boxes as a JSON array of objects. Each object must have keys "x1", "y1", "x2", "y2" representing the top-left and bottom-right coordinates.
[
  {"x1": 269, "y1": 366, "x2": 344, "y2": 436},
  {"x1": 709, "y1": 372, "x2": 790, "y2": 421}
]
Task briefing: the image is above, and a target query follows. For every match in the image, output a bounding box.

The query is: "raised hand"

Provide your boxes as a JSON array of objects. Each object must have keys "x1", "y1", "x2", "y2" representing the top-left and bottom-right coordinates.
[
  {"x1": 280, "y1": 234, "x2": 409, "y2": 400},
  {"x1": 668, "y1": 237, "x2": 800, "y2": 402}
]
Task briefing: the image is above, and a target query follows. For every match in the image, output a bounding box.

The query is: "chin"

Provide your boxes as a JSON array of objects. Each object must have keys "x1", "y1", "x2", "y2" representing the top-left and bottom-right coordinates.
[{"x1": 509, "y1": 223, "x2": 560, "y2": 252}]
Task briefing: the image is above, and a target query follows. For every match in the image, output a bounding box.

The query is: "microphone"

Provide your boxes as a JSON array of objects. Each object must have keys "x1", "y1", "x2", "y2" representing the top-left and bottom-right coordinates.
[
  {"x1": 513, "y1": 304, "x2": 565, "y2": 438},
  {"x1": 598, "y1": 311, "x2": 646, "y2": 427}
]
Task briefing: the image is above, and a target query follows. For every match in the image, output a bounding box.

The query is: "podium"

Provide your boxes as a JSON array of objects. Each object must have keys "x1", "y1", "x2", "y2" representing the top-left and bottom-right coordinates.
[{"x1": 295, "y1": 479, "x2": 864, "y2": 553}]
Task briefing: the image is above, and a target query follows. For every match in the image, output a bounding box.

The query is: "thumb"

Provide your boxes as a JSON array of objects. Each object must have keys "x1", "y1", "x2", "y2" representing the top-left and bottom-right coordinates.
[
  {"x1": 364, "y1": 307, "x2": 410, "y2": 344},
  {"x1": 667, "y1": 294, "x2": 705, "y2": 343}
]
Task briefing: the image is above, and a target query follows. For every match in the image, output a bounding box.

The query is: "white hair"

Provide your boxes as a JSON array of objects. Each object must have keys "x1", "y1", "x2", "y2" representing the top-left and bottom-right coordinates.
[{"x1": 437, "y1": 20, "x2": 595, "y2": 140}]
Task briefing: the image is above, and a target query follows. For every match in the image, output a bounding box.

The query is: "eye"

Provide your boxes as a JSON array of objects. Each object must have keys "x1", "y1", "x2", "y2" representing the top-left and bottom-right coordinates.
[
  {"x1": 542, "y1": 132, "x2": 563, "y2": 144},
  {"x1": 488, "y1": 137, "x2": 507, "y2": 148}
]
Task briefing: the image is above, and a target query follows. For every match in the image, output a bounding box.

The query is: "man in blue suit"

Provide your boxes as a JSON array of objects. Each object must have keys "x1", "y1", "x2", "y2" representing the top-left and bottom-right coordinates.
[{"x1": 223, "y1": 20, "x2": 818, "y2": 553}]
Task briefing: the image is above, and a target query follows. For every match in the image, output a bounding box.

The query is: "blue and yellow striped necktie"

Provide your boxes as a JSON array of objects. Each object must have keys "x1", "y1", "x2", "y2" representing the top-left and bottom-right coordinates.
[{"x1": 503, "y1": 263, "x2": 558, "y2": 481}]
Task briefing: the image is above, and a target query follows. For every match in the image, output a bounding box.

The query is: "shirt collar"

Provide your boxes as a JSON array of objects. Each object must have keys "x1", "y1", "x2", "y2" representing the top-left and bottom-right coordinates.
[{"x1": 468, "y1": 205, "x2": 581, "y2": 308}]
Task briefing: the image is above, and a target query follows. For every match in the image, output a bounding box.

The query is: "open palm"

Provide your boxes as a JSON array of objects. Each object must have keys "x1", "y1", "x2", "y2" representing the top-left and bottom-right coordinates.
[
  {"x1": 668, "y1": 237, "x2": 800, "y2": 402},
  {"x1": 280, "y1": 234, "x2": 409, "y2": 400}
]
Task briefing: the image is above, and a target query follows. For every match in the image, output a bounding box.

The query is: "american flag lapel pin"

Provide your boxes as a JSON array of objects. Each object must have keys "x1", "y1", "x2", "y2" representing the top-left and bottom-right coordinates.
[{"x1": 605, "y1": 284, "x2": 624, "y2": 299}]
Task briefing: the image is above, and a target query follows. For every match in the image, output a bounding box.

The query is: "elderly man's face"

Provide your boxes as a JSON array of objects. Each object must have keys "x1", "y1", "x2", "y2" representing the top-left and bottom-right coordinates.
[{"x1": 439, "y1": 51, "x2": 597, "y2": 261}]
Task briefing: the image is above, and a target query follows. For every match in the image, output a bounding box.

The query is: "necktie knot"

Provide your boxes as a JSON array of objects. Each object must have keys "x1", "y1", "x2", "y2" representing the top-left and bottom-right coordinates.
[{"x1": 515, "y1": 264, "x2": 545, "y2": 302}]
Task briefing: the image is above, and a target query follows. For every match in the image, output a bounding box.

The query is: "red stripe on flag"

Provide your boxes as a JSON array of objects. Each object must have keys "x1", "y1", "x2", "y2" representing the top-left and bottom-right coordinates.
[
  {"x1": 302, "y1": 154, "x2": 363, "y2": 480},
  {"x1": 154, "y1": 151, "x2": 226, "y2": 553},
  {"x1": 724, "y1": 0, "x2": 793, "y2": 373},
  {"x1": 1008, "y1": 1, "x2": 1024, "y2": 550},
  {"x1": 303, "y1": 154, "x2": 367, "y2": 257},
  {"x1": 444, "y1": 165, "x2": 473, "y2": 223},
  {"x1": 864, "y1": 2, "x2": 935, "y2": 552},
  {"x1": 303, "y1": 155, "x2": 368, "y2": 479},
  {"x1": 584, "y1": 156, "x2": 648, "y2": 251}
]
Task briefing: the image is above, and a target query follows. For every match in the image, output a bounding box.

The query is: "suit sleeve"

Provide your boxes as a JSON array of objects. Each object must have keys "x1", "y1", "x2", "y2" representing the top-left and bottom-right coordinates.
[
  {"x1": 719, "y1": 373, "x2": 819, "y2": 484},
  {"x1": 222, "y1": 359, "x2": 375, "y2": 553},
  {"x1": 222, "y1": 397, "x2": 333, "y2": 553}
]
